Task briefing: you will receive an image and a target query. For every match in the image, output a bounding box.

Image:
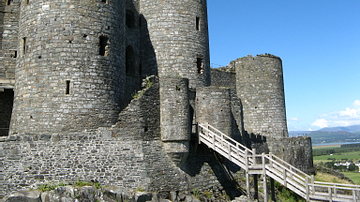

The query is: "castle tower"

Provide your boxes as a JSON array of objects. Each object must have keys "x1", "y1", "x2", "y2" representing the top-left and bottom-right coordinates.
[
  {"x1": 139, "y1": 0, "x2": 211, "y2": 89},
  {"x1": 235, "y1": 54, "x2": 288, "y2": 137},
  {"x1": 139, "y1": 0, "x2": 210, "y2": 165},
  {"x1": 10, "y1": 0, "x2": 126, "y2": 134}
]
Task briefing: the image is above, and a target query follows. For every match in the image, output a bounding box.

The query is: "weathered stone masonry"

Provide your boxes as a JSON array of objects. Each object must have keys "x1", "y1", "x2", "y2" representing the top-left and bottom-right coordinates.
[{"x1": 0, "y1": 0, "x2": 313, "y2": 199}]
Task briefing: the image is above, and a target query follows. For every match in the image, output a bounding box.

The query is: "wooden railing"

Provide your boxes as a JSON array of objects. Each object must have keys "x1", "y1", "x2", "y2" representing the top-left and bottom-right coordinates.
[{"x1": 198, "y1": 123, "x2": 360, "y2": 202}]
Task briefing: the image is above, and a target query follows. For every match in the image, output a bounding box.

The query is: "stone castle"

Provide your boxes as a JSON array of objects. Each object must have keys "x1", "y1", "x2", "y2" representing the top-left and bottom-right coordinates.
[{"x1": 0, "y1": 0, "x2": 313, "y2": 199}]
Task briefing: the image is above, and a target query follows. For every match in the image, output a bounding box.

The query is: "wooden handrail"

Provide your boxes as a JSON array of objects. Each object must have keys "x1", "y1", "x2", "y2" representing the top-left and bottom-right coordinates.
[{"x1": 197, "y1": 122, "x2": 360, "y2": 201}]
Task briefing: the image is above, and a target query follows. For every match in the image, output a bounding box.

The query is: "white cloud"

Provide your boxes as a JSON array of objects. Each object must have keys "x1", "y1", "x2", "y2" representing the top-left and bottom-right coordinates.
[
  {"x1": 311, "y1": 100, "x2": 360, "y2": 129},
  {"x1": 339, "y1": 107, "x2": 358, "y2": 118},
  {"x1": 290, "y1": 117, "x2": 300, "y2": 121},
  {"x1": 311, "y1": 118, "x2": 328, "y2": 128},
  {"x1": 353, "y1": 100, "x2": 360, "y2": 107}
]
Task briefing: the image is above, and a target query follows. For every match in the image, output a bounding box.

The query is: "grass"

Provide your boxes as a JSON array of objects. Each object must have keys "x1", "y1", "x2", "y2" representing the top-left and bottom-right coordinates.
[
  {"x1": 312, "y1": 145, "x2": 341, "y2": 149},
  {"x1": 275, "y1": 181, "x2": 306, "y2": 202},
  {"x1": 341, "y1": 172, "x2": 360, "y2": 185},
  {"x1": 315, "y1": 172, "x2": 352, "y2": 184},
  {"x1": 38, "y1": 182, "x2": 67, "y2": 192},
  {"x1": 313, "y1": 151, "x2": 360, "y2": 163}
]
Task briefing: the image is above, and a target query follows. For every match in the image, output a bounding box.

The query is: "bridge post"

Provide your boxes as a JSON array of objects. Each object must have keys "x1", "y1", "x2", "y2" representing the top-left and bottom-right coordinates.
[
  {"x1": 246, "y1": 173, "x2": 250, "y2": 197},
  {"x1": 253, "y1": 174, "x2": 258, "y2": 200},
  {"x1": 311, "y1": 175, "x2": 315, "y2": 195},
  {"x1": 270, "y1": 178, "x2": 275, "y2": 202},
  {"x1": 305, "y1": 177, "x2": 309, "y2": 201},
  {"x1": 252, "y1": 148, "x2": 256, "y2": 165},
  {"x1": 328, "y1": 187, "x2": 332, "y2": 202},
  {"x1": 262, "y1": 153, "x2": 268, "y2": 202},
  {"x1": 353, "y1": 189, "x2": 357, "y2": 201},
  {"x1": 197, "y1": 123, "x2": 201, "y2": 144}
]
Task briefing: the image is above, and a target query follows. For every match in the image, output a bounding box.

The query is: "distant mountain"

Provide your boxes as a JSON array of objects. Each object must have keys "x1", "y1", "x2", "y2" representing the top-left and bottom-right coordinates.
[
  {"x1": 289, "y1": 131, "x2": 311, "y2": 137},
  {"x1": 319, "y1": 125, "x2": 360, "y2": 133},
  {"x1": 289, "y1": 125, "x2": 360, "y2": 144}
]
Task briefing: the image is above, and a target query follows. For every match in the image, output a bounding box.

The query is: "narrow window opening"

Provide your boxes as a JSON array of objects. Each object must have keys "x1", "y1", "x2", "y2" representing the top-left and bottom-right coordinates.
[
  {"x1": 7, "y1": 0, "x2": 12, "y2": 5},
  {"x1": 196, "y1": 16, "x2": 200, "y2": 31},
  {"x1": 0, "y1": 89, "x2": 14, "y2": 136},
  {"x1": 11, "y1": 50, "x2": 17, "y2": 58},
  {"x1": 25, "y1": 0, "x2": 29, "y2": 4},
  {"x1": 101, "y1": 0, "x2": 108, "y2": 3},
  {"x1": 126, "y1": 46, "x2": 135, "y2": 75},
  {"x1": 126, "y1": 10, "x2": 135, "y2": 28},
  {"x1": 197, "y1": 58, "x2": 203, "y2": 74},
  {"x1": 65, "y1": 80, "x2": 70, "y2": 94},
  {"x1": 99, "y1": 36, "x2": 108, "y2": 56},
  {"x1": 22, "y1": 37, "x2": 27, "y2": 56},
  {"x1": 138, "y1": 15, "x2": 142, "y2": 28}
]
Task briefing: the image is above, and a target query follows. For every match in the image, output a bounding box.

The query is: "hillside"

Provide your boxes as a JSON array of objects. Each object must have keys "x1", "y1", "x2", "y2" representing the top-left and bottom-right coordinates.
[
  {"x1": 290, "y1": 125, "x2": 360, "y2": 144},
  {"x1": 319, "y1": 125, "x2": 360, "y2": 133}
]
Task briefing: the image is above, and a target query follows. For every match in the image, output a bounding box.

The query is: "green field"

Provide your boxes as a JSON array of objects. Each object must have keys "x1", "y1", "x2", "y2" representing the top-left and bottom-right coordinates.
[
  {"x1": 312, "y1": 145, "x2": 360, "y2": 184},
  {"x1": 312, "y1": 144, "x2": 341, "y2": 149},
  {"x1": 342, "y1": 172, "x2": 360, "y2": 185},
  {"x1": 313, "y1": 151, "x2": 360, "y2": 163}
]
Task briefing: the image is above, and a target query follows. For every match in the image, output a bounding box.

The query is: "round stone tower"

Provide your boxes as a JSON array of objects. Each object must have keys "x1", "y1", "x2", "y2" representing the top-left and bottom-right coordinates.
[
  {"x1": 235, "y1": 54, "x2": 288, "y2": 137},
  {"x1": 140, "y1": 0, "x2": 211, "y2": 89},
  {"x1": 10, "y1": 0, "x2": 126, "y2": 134}
]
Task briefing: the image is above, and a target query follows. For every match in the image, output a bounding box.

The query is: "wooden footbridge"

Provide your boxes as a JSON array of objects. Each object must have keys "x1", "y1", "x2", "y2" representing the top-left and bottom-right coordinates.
[{"x1": 198, "y1": 123, "x2": 360, "y2": 202}]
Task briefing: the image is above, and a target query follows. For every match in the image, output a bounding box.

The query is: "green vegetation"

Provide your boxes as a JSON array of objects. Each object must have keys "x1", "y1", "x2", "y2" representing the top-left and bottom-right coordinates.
[
  {"x1": 275, "y1": 181, "x2": 306, "y2": 202},
  {"x1": 313, "y1": 144, "x2": 360, "y2": 184},
  {"x1": 204, "y1": 191, "x2": 212, "y2": 199},
  {"x1": 192, "y1": 188, "x2": 200, "y2": 199},
  {"x1": 38, "y1": 180, "x2": 101, "y2": 192},
  {"x1": 313, "y1": 151, "x2": 360, "y2": 163},
  {"x1": 315, "y1": 172, "x2": 352, "y2": 184},
  {"x1": 312, "y1": 147, "x2": 360, "y2": 157},
  {"x1": 136, "y1": 187, "x2": 145, "y2": 192},
  {"x1": 132, "y1": 78, "x2": 153, "y2": 99},
  {"x1": 341, "y1": 172, "x2": 360, "y2": 185},
  {"x1": 38, "y1": 182, "x2": 67, "y2": 192},
  {"x1": 74, "y1": 180, "x2": 92, "y2": 187}
]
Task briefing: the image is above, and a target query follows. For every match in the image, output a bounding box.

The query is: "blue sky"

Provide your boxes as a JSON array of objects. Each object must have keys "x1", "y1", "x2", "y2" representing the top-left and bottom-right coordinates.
[{"x1": 207, "y1": 1, "x2": 360, "y2": 131}]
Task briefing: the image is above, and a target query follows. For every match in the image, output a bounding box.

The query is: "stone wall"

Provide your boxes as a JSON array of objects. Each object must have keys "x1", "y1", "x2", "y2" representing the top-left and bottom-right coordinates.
[
  {"x1": 196, "y1": 87, "x2": 232, "y2": 137},
  {"x1": 10, "y1": 0, "x2": 126, "y2": 135},
  {"x1": 210, "y1": 67, "x2": 243, "y2": 142},
  {"x1": 1, "y1": 77, "x2": 242, "y2": 199},
  {"x1": 235, "y1": 54, "x2": 288, "y2": 138},
  {"x1": 159, "y1": 76, "x2": 190, "y2": 166},
  {"x1": 1, "y1": 0, "x2": 19, "y2": 81},
  {"x1": 249, "y1": 136, "x2": 314, "y2": 174}
]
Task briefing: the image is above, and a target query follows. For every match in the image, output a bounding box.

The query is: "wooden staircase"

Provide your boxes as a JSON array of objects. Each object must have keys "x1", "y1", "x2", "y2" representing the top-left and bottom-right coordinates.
[{"x1": 198, "y1": 123, "x2": 360, "y2": 202}]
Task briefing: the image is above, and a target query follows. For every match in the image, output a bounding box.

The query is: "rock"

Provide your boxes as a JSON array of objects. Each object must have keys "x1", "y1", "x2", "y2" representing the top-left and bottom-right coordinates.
[
  {"x1": 177, "y1": 192, "x2": 187, "y2": 201},
  {"x1": 5, "y1": 190, "x2": 41, "y2": 202},
  {"x1": 135, "y1": 191, "x2": 153, "y2": 202},
  {"x1": 184, "y1": 195, "x2": 193, "y2": 202},
  {"x1": 169, "y1": 191, "x2": 177, "y2": 202}
]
